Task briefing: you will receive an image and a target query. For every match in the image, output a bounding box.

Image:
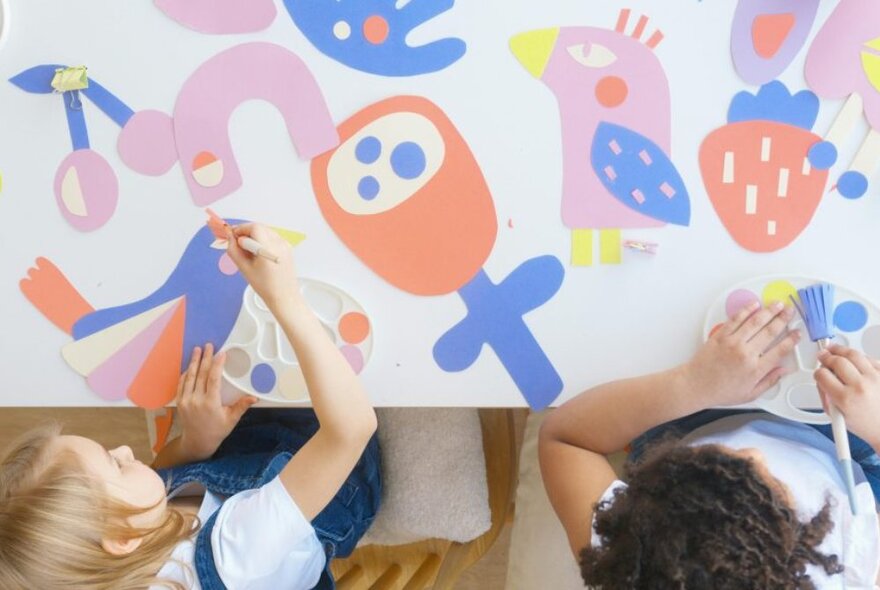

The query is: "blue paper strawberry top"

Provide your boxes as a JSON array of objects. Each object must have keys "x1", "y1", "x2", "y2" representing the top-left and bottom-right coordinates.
[{"x1": 727, "y1": 81, "x2": 819, "y2": 130}]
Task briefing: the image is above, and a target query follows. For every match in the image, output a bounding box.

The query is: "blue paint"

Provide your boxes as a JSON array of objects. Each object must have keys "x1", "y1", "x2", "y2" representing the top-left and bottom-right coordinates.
[
  {"x1": 357, "y1": 176, "x2": 380, "y2": 200},
  {"x1": 63, "y1": 92, "x2": 90, "y2": 151},
  {"x1": 834, "y1": 301, "x2": 868, "y2": 333},
  {"x1": 728, "y1": 81, "x2": 819, "y2": 130},
  {"x1": 838, "y1": 171, "x2": 868, "y2": 200},
  {"x1": 355, "y1": 136, "x2": 382, "y2": 164},
  {"x1": 251, "y1": 363, "x2": 277, "y2": 394},
  {"x1": 8, "y1": 64, "x2": 63, "y2": 94},
  {"x1": 283, "y1": 0, "x2": 466, "y2": 76},
  {"x1": 390, "y1": 141, "x2": 426, "y2": 179},
  {"x1": 591, "y1": 122, "x2": 691, "y2": 226},
  {"x1": 808, "y1": 141, "x2": 837, "y2": 170},
  {"x1": 433, "y1": 256, "x2": 565, "y2": 410},
  {"x1": 73, "y1": 221, "x2": 249, "y2": 373}
]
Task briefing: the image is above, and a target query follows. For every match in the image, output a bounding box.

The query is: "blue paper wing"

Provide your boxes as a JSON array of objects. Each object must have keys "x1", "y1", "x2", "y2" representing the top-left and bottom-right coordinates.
[
  {"x1": 591, "y1": 122, "x2": 691, "y2": 226},
  {"x1": 9, "y1": 65, "x2": 65, "y2": 94}
]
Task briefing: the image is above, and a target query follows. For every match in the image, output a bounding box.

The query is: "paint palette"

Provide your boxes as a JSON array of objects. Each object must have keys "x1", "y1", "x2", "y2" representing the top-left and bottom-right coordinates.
[
  {"x1": 704, "y1": 276, "x2": 880, "y2": 424},
  {"x1": 221, "y1": 279, "x2": 372, "y2": 402}
]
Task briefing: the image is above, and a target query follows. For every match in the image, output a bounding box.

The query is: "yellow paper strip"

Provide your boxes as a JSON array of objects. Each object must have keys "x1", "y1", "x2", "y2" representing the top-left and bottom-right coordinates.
[
  {"x1": 51, "y1": 66, "x2": 89, "y2": 93},
  {"x1": 571, "y1": 229, "x2": 593, "y2": 266},
  {"x1": 599, "y1": 229, "x2": 622, "y2": 265}
]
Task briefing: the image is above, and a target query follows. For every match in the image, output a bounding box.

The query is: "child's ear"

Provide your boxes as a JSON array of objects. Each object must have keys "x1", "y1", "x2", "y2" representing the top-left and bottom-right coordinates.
[{"x1": 101, "y1": 536, "x2": 143, "y2": 556}]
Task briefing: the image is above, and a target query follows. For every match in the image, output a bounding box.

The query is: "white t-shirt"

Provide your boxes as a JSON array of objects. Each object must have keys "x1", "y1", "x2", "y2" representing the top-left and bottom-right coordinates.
[
  {"x1": 152, "y1": 477, "x2": 326, "y2": 590},
  {"x1": 593, "y1": 415, "x2": 880, "y2": 589}
]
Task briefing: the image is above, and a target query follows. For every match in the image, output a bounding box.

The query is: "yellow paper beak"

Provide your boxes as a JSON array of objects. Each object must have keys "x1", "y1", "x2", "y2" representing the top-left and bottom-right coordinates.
[
  {"x1": 510, "y1": 28, "x2": 560, "y2": 79},
  {"x1": 270, "y1": 227, "x2": 307, "y2": 247}
]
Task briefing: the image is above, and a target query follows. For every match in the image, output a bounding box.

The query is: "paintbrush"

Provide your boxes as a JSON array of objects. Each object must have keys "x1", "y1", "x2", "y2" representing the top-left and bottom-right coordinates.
[
  {"x1": 791, "y1": 283, "x2": 859, "y2": 515},
  {"x1": 205, "y1": 208, "x2": 279, "y2": 264}
]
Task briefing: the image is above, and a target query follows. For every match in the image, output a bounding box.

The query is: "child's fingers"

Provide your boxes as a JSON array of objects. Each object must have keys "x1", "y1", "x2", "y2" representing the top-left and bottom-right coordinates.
[
  {"x1": 823, "y1": 345, "x2": 874, "y2": 375},
  {"x1": 194, "y1": 343, "x2": 214, "y2": 395},
  {"x1": 814, "y1": 366, "x2": 847, "y2": 401},
  {"x1": 227, "y1": 395, "x2": 258, "y2": 422},
  {"x1": 747, "y1": 306, "x2": 794, "y2": 352},
  {"x1": 818, "y1": 352, "x2": 861, "y2": 385},
  {"x1": 723, "y1": 301, "x2": 761, "y2": 336},
  {"x1": 757, "y1": 330, "x2": 799, "y2": 371},
  {"x1": 181, "y1": 347, "x2": 201, "y2": 399},
  {"x1": 736, "y1": 303, "x2": 785, "y2": 342},
  {"x1": 751, "y1": 365, "x2": 789, "y2": 398},
  {"x1": 206, "y1": 351, "x2": 226, "y2": 400}
]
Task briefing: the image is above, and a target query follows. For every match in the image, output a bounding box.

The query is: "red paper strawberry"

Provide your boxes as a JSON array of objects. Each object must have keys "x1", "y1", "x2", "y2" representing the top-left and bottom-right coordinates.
[{"x1": 700, "y1": 81, "x2": 830, "y2": 252}]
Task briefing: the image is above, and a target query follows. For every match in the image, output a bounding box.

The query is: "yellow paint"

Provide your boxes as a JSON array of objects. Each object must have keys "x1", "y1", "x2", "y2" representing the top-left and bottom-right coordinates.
[
  {"x1": 762, "y1": 280, "x2": 798, "y2": 307},
  {"x1": 861, "y1": 51, "x2": 880, "y2": 94},
  {"x1": 510, "y1": 28, "x2": 560, "y2": 79},
  {"x1": 571, "y1": 229, "x2": 593, "y2": 266},
  {"x1": 599, "y1": 229, "x2": 622, "y2": 265},
  {"x1": 271, "y1": 227, "x2": 306, "y2": 247},
  {"x1": 61, "y1": 298, "x2": 181, "y2": 376},
  {"x1": 865, "y1": 36, "x2": 880, "y2": 51}
]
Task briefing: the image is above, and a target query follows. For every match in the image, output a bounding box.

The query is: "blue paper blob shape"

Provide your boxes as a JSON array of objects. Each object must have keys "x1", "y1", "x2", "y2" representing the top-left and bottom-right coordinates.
[
  {"x1": 9, "y1": 64, "x2": 64, "y2": 94},
  {"x1": 808, "y1": 141, "x2": 837, "y2": 170},
  {"x1": 390, "y1": 141, "x2": 426, "y2": 179},
  {"x1": 355, "y1": 136, "x2": 382, "y2": 164},
  {"x1": 727, "y1": 81, "x2": 819, "y2": 130},
  {"x1": 591, "y1": 122, "x2": 690, "y2": 226},
  {"x1": 357, "y1": 176, "x2": 380, "y2": 200},
  {"x1": 251, "y1": 363, "x2": 277, "y2": 394},
  {"x1": 834, "y1": 301, "x2": 868, "y2": 333},
  {"x1": 838, "y1": 171, "x2": 868, "y2": 200}
]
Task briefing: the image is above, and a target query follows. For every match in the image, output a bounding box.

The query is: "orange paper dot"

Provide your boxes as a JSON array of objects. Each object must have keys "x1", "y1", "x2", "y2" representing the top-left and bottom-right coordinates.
[
  {"x1": 595, "y1": 76, "x2": 628, "y2": 108},
  {"x1": 363, "y1": 15, "x2": 389, "y2": 45},
  {"x1": 339, "y1": 312, "x2": 370, "y2": 344},
  {"x1": 192, "y1": 151, "x2": 218, "y2": 169}
]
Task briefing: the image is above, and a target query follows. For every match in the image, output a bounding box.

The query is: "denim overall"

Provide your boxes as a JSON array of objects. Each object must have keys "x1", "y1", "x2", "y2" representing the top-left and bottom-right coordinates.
[
  {"x1": 630, "y1": 409, "x2": 880, "y2": 503},
  {"x1": 157, "y1": 409, "x2": 382, "y2": 590}
]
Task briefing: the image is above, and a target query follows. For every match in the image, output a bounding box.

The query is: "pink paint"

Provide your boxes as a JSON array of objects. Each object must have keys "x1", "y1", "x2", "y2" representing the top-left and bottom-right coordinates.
[
  {"x1": 631, "y1": 189, "x2": 646, "y2": 204},
  {"x1": 218, "y1": 252, "x2": 238, "y2": 275},
  {"x1": 171, "y1": 43, "x2": 339, "y2": 206},
  {"x1": 805, "y1": 0, "x2": 880, "y2": 128},
  {"x1": 118, "y1": 110, "x2": 177, "y2": 176},
  {"x1": 638, "y1": 149, "x2": 653, "y2": 165},
  {"x1": 542, "y1": 26, "x2": 670, "y2": 229},
  {"x1": 340, "y1": 345, "x2": 365, "y2": 374},
  {"x1": 86, "y1": 301, "x2": 180, "y2": 400},
  {"x1": 154, "y1": 0, "x2": 277, "y2": 34},
  {"x1": 725, "y1": 288, "x2": 760, "y2": 319},
  {"x1": 53, "y1": 149, "x2": 118, "y2": 232},
  {"x1": 659, "y1": 181, "x2": 676, "y2": 198}
]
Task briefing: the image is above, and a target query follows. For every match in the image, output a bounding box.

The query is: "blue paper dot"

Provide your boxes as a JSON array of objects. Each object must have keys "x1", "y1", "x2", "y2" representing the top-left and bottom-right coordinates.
[
  {"x1": 357, "y1": 176, "x2": 380, "y2": 200},
  {"x1": 355, "y1": 136, "x2": 381, "y2": 164},
  {"x1": 390, "y1": 142, "x2": 426, "y2": 180},
  {"x1": 807, "y1": 141, "x2": 837, "y2": 170},
  {"x1": 251, "y1": 363, "x2": 276, "y2": 394},
  {"x1": 834, "y1": 301, "x2": 868, "y2": 333},
  {"x1": 838, "y1": 171, "x2": 868, "y2": 200}
]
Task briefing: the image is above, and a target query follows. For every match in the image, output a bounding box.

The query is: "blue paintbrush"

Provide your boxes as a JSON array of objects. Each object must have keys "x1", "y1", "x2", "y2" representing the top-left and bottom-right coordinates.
[{"x1": 791, "y1": 283, "x2": 858, "y2": 515}]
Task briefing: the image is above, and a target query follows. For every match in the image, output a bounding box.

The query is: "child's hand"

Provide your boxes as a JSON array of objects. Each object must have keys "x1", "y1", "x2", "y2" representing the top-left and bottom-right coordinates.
[
  {"x1": 176, "y1": 344, "x2": 258, "y2": 462},
  {"x1": 226, "y1": 223, "x2": 303, "y2": 313},
  {"x1": 683, "y1": 301, "x2": 800, "y2": 407},
  {"x1": 815, "y1": 345, "x2": 880, "y2": 450}
]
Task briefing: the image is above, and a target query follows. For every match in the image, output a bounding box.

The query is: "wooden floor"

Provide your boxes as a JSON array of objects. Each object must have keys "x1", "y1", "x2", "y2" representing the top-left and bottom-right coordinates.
[{"x1": 0, "y1": 408, "x2": 518, "y2": 590}]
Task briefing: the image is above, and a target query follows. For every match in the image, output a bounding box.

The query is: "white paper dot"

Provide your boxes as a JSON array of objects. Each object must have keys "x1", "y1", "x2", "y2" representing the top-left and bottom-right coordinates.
[{"x1": 333, "y1": 21, "x2": 351, "y2": 40}]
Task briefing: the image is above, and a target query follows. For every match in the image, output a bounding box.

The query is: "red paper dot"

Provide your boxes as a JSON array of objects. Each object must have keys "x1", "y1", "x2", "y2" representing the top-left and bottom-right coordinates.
[
  {"x1": 595, "y1": 76, "x2": 628, "y2": 108},
  {"x1": 339, "y1": 312, "x2": 370, "y2": 344},
  {"x1": 363, "y1": 15, "x2": 389, "y2": 45}
]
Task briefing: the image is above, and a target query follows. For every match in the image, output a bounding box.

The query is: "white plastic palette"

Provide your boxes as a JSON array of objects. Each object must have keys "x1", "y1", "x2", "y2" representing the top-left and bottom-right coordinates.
[
  {"x1": 221, "y1": 279, "x2": 373, "y2": 402},
  {"x1": 704, "y1": 276, "x2": 880, "y2": 424}
]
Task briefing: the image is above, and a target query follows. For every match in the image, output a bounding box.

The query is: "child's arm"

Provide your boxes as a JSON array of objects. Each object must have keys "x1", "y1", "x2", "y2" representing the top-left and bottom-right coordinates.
[
  {"x1": 816, "y1": 344, "x2": 880, "y2": 455},
  {"x1": 541, "y1": 301, "x2": 798, "y2": 555},
  {"x1": 226, "y1": 224, "x2": 377, "y2": 521}
]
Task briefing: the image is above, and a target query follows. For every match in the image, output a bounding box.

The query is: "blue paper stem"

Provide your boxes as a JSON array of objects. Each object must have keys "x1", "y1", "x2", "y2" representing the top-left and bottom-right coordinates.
[
  {"x1": 82, "y1": 79, "x2": 135, "y2": 128},
  {"x1": 63, "y1": 91, "x2": 90, "y2": 151}
]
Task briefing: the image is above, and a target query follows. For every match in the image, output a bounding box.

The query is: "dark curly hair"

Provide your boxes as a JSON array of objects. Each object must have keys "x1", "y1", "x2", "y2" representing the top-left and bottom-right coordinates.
[{"x1": 580, "y1": 441, "x2": 843, "y2": 589}]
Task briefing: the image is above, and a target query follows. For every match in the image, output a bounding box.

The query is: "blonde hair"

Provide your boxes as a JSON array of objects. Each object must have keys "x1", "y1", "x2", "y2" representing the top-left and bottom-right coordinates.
[{"x1": 0, "y1": 423, "x2": 198, "y2": 590}]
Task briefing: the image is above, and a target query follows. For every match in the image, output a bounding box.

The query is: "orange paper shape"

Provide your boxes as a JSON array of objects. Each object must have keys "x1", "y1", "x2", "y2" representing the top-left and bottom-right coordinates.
[
  {"x1": 206, "y1": 207, "x2": 229, "y2": 240},
  {"x1": 752, "y1": 13, "x2": 795, "y2": 58},
  {"x1": 700, "y1": 120, "x2": 828, "y2": 252},
  {"x1": 20, "y1": 257, "x2": 94, "y2": 335},
  {"x1": 152, "y1": 410, "x2": 175, "y2": 454},
  {"x1": 311, "y1": 96, "x2": 497, "y2": 296},
  {"x1": 128, "y1": 299, "x2": 186, "y2": 409}
]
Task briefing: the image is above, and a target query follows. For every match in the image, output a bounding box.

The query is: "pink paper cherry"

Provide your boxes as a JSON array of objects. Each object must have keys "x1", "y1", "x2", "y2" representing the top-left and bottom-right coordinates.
[
  {"x1": 53, "y1": 149, "x2": 119, "y2": 232},
  {"x1": 118, "y1": 109, "x2": 179, "y2": 176}
]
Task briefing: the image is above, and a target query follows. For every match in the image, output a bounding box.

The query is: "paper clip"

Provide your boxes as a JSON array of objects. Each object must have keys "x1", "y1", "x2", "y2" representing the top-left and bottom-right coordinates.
[{"x1": 623, "y1": 240, "x2": 658, "y2": 254}]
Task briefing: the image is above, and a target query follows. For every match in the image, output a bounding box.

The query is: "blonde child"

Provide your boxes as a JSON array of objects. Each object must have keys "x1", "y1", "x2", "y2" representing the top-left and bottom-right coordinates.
[
  {"x1": 541, "y1": 302, "x2": 880, "y2": 588},
  {"x1": 0, "y1": 224, "x2": 380, "y2": 590}
]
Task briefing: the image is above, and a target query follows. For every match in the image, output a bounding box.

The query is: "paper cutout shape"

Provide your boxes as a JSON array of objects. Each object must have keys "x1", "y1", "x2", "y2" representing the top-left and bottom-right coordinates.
[
  {"x1": 9, "y1": 66, "x2": 132, "y2": 231},
  {"x1": 20, "y1": 219, "x2": 310, "y2": 409},
  {"x1": 151, "y1": 410, "x2": 175, "y2": 454},
  {"x1": 282, "y1": 0, "x2": 466, "y2": 76},
  {"x1": 154, "y1": 0, "x2": 277, "y2": 34},
  {"x1": 311, "y1": 96, "x2": 565, "y2": 409},
  {"x1": 700, "y1": 82, "x2": 829, "y2": 253},
  {"x1": 510, "y1": 10, "x2": 689, "y2": 267},
  {"x1": 118, "y1": 42, "x2": 338, "y2": 206},
  {"x1": 805, "y1": 0, "x2": 880, "y2": 200},
  {"x1": 730, "y1": 0, "x2": 820, "y2": 85}
]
